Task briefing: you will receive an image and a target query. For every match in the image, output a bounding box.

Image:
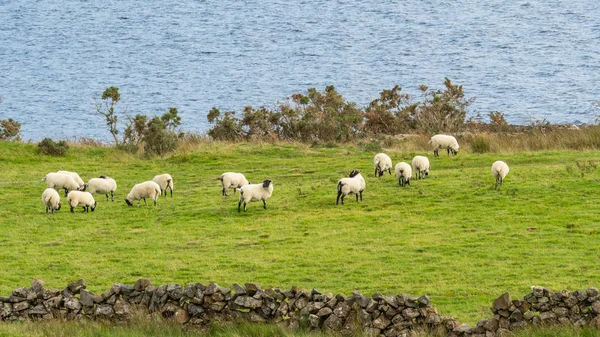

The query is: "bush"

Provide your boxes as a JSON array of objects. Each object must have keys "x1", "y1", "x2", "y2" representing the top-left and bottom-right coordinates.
[
  {"x1": 470, "y1": 136, "x2": 491, "y2": 154},
  {"x1": 38, "y1": 138, "x2": 69, "y2": 156},
  {"x1": 0, "y1": 118, "x2": 22, "y2": 141}
]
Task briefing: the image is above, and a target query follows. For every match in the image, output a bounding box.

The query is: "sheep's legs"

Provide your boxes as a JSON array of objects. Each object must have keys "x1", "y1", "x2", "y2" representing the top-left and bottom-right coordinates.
[
  {"x1": 169, "y1": 187, "x2": 173, "y2": 197},
  {"x1": 243, "y1": 202, "x2": 247, "y2": 212},
  {"x1": 70, "y1": 206, "x2": 75, "y2": 213},
  {"x1": 263, "y1": 200, "x2": 267, "y2": 209},
  {"x1": 143, "y1": 198, "x2": 147, "y2": 205},
  {"x1": 359, "y1": 191, "x2": 363, "y2": 201},
  {"x1": 336, "y1": 191, "x2": 342, "y2": 205},
  {"x1": 64, "y1": 188, "x2": 69, "y2": 197},
  {"x1": 388, "y1": 168, "x2": 391, "y2": 175},
  {"x1": 106, "y1": 193, "x2": 109, "y2": 201},
  {"x1": 153, "y1": 198, "x2": 157, "y2": 206},
  {"x1": 222, "y1": 187, "x2": 228, "y2": 196},
  {"x1": 434, "y1": 149, "x2": 439, "y2": 157},
  {"x1": 355, "y1": 194, "x2": 359, "y2": 202},
  {"x1": 238, "y1": 200, "x2": 242, "y2": 212},
  {"x1": 111, "y1": 191, "x2": 114, "y2": 201}
]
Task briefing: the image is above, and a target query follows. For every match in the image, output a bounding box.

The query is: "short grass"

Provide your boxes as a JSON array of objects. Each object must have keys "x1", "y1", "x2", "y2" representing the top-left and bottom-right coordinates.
[{"x1": 1, "y1": 140, "x2": 600, "y2": 326}]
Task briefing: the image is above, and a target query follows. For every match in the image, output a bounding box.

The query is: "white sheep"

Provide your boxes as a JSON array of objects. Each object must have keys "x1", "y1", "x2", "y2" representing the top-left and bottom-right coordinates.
[
  {"x1": 88, "y1": 176, "x2": 118, "y2": 201},
  {"x1": 238, "y1": 179, "x2": 273, "y2": 212},
  {"x1": 125, "y1": 181, "x2": 161, "y2": 206},
  {"x1": 336, "y1": 170, "x2": 366, "y2": 205},
  {"x1": 374, "y1": 153, "x2": 393, "y2": 177},
  {"x1": 57, "y1": 170, "x2": 86, "y2": 190},
  {"x1": 412, "y1": 156, "x2": 430, "y2": 180},
  {"x1": 217, "y1": 172, "x2": 250, "y2": 196},
  {"x1": 491, "y1": 161, "x2": 509, "y2": 187},
  {"x1": 152, "y1": 174, "x2": 174, "y2": 197},
  {"x1": 67, "y1": 191, "x2": 97, "y2": 213},
  {"x1": 394, "y1": 162, "x2": 412, "y2": 187},
  {"x1": 429, "y1": 134, "x2": 460, "y2": 157},
  {"x1": 42, "y1": 172, "x2": 82, "y2": 197},
  {"x1": 41, "y1": 188, "x2": 61, "y2": 214}
]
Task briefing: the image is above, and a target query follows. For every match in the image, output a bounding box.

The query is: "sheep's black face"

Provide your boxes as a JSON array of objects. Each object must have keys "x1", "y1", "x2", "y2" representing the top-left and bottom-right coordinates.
[
  {"x1": 262, "y1": 179, "x2": 272, "y2": 188},
  {"x1": 57, "y1": 202, "x2": 62, "y2": 211},
  {"x1": 91, "y1": 202, "x2": 97, "y2": 212},
  {"x1": 125, "y1": 198, "x2": 133, "y2": 206},
  {"x1": 99, "y1": 175, "x2": 107, "y2": 179},
  {"x1": 349, "y1": 170, "x2": 360, "y2": 178}
]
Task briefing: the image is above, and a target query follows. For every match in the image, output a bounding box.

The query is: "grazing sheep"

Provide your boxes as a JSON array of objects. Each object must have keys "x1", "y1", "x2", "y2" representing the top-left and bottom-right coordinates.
[
  {"x1": 412, "y1": 156, "x2": 430, "y2": 180},
  {"x1": 41, "y1": 188, "x2": 61, "y2": 214},
  {"x1": 217, "y1": 172, "x2": 249, "y2": 196},
  {"x1": 42, "y1": 172, "x2": 82, "y2": 197},
  {"x1": 336, "y1": 170, "x2": 366, "y2": 205},
  {"x1": 374, "y1": 153, "x2": 393, "y2": 177},
  {"x1": 394, "y1": 162, "x2": 412, "y2": 187},
  {"x1": 429, "y1": 134, "x2": 460, "y2": 157},
  {"x1": 238, "y1": 180, "x2": 273, "y2": 212},
  {"x1": 152, "y1": 174, "x2": 173, "y2": 197},
  {"x1": 67, "y1": 191, "x2": 97, "y2": 213},
  {"x1": 88, "y1": 176, "x2": 117, "y2": 201},
  {"x1": 492, "y1": 161, "x2": 509, "y2": 187},
  {"x1": 57, "y1": 170, "x2": 86, "y2": 190},
  {"x1": 125, "y1": 181, "x2": 161, "y2": 206}
]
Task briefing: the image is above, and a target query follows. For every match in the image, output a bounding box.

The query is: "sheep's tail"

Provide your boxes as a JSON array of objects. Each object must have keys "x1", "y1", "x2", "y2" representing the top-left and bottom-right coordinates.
[{"x1": 216, "y1": 176, "x2": 223, "y2": 181}]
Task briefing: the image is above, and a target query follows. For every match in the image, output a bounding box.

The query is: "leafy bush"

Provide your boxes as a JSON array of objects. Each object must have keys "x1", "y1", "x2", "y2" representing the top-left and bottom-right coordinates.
[
  {"x1": 489, "y1": 111, "x2": 510, "y2": 132},
  {"x1": 38, "y1": 138, "x2": 69, "y2": 156},
  {"x1": 0, "y1": 118, "x2": 22, "y2": 141}
]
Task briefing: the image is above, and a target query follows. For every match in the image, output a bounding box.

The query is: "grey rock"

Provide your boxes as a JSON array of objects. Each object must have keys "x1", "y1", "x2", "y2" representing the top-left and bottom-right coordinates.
[
  {"x1": 13, "y1": 301, "x2": 30, "y2": 312},
  {"x1": 188, "y1": 303, "x2": 204, "y2": 317},
  {"x1": 309, "y1": 314, "x2": 321, "y2": 328},
  {"x1": 587, "y1": 287, "x2": 599, "y2": 298},
  {"x1": 233, "y1": 295, "x2": 263, "y2": 309},
  {"x1": 249, "y1": 310, "x2": 266, "y2": 323},
  {"x1": 80, "y1": 289, "x2": 94, "y2": 307},
  {"x1": 509, "y1": 309, "x2": 523, "y2": 322},
  {"x1": 12, "y1": 287, "x2": 28, "y2": 298},
  {"x1": 294, "y1": 296, "x2": 308, "y2": 310},
  {"x1": 114, "y1": 299, "x2": 132, "y2": 317},
  {"x1": 532, "y1": 286, "x2": 544, "y2": 298},
  {"x1": 95, "y1": 304, "x2": 114, "y2": 318},
  {"x1": 67, "y1": 279, "x2": 86, "y2": 294},
  {"x1": 453, "y1": 324, "x2": 472, "y2": 333},
  {"x1": 167, "y1": 284, "x2": 184, "y2": 300},
  {"x1": 373, "y1": 315, "x2": 391, "y2": 330},
  {"x1": 592, "y1": 301, "x2": 600, "y2": 314},
  {"x1": 418, "y1": 295, "x2": 430, "y2": 307},
  {"x1": 552, "y1": 307, "x2": 569, "y2": 317},
  {"x1": 539, "y1": 311, "x2": 556, "y2": 321},
  {"x1": 64, "y1": 297, "x2": 82, "y2": 311},
  {"x1": 483, "y1": 318, "x2": 499, "y2": 331},
  {"x1": 402, "y1": 308, "x2": 420, "y2": 319},
  {"x1": 134, "y1": 278, "x2": 152, "y2": 291},
  {"x1": 245, "y1": 283, "x2": 261, "y2": 294},
  {"x1": 317, "y1": 307, "x2": 333, "y2": 317},
  {"x1": 493, "y1": 293, "x2": 511, "y2": 310},
  {"x1": 324, "y1": 312, "x2": 342, "y2": 330},
  {"x1": 232, "y1": 283, "x2": 246, "y2": 296},
  {"x1": 334, "y1": 301, "x2": 351, "y2": 318},
  {"x1": 210, "y1": 301, "x2": 227, "y2": 312}
]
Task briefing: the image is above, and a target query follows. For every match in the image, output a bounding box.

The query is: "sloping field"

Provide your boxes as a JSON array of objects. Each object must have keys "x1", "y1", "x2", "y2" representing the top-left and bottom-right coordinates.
[{"x1": 1, "y1": 141, "x2": 599, "y2": 323}]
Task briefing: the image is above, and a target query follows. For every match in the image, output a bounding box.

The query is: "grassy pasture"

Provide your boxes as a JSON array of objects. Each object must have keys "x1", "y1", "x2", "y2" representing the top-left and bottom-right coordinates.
[{"x1": 1, "y1": 140, "x2": 600, "y2": 325}]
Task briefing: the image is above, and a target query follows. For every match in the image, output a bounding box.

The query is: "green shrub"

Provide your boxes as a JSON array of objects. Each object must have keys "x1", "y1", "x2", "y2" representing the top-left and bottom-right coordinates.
[
  {"x1": 38, "y1": 138, "x2": 69, "y2": 156},
  {"x1": 363, "y1": 140, "x2": 382, "y2": 153},
  {"x1": 471, "y1": 136, "x2": 490, "y2": 154},
  {"x1": 0, "y1": 118, "x2": 22, "y2": 141}
]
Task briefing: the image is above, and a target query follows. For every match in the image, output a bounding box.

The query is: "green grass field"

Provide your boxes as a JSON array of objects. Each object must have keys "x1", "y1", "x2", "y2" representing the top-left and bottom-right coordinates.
[{"x1": 1, "y1": 140, "x2": 600, "y2": 327}]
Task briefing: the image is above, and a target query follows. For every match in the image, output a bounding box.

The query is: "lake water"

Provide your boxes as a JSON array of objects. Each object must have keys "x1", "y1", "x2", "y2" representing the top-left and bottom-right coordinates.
[{"x1": 1, "y1": 0, "x2": 599, "y2": 141}]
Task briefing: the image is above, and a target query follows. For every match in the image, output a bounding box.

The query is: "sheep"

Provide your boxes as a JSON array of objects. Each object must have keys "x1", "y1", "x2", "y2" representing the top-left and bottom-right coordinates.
[
  {"x1": 491, "y1": 160, "x2": 509, "y2": 188},
  {"x1": 217, "y1": 172, "x2": 249, "y2": 196},
  {"x1": 125, "y1": 181, "x2": 161, "y2": 206},
  {"x1": 412, "y1": 156, "x2": 430, "y2": 180},
  {"x1": 394, "y1": 162, "x2": 412, "y2": 187},
  {"x1": 374, "y1": 153, "x2": 393, "y2": 177},
  {"x1": 57, "y1": 170, "x2": 86, "y2": 190},
  {"x1": 88, "y1": 176, "x2": 117, "y2": 201},
  {"x1": 152, "y1": 174, "x2": 173, "y2": 197},
  {"x1": 238, "y1": 180, "x2": 273, "y2": 212},
  {"x1": 336, "y1": 169, "x2": 366, "y2": 205},
  {"x1": 42, "y1": 172, "x2": 82, "y2": 197},
  {"x1": 41, "y1": 188, "x2": 61, "y2": 214},
  {"x1": 429, "y1": 134, "x2": 460, "y2": 157},
  {"x1": 66, "y1": 191, "x2": 97, "y2": 213}
]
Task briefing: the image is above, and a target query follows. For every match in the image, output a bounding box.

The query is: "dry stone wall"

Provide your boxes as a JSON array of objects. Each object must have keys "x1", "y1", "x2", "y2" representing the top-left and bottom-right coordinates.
[{"x1": 1, "y1": 279, "x2": 600, "y2": 336}]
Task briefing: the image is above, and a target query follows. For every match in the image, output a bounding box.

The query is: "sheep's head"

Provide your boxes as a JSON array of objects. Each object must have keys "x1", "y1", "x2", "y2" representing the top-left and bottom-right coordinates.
[
  {"x1": 80, "y1": 184, "x2": 87, "y2": 192},
  {"x1": 349, "y1": 170, "x2": 360, "y2": 178},
  {"x1": 262, "y1": 179, "x2": 272, "y2": 188},
  {"x1": 91, "y1": 201, "x2": 97, "y2": 212},
  {"x1": 99, "y1": 175, "x2": 107, "y2": 179},
  {"x1": 124, "y1": 198, "x2": 133, "y2": 206},
  {"x1": 56, "y1": 202, "x2": 62, "y2": 211}
]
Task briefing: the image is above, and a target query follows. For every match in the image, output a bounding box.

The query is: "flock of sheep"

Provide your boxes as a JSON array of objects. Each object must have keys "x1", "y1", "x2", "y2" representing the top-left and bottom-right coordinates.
[
  {"x1": 40, "y1": 172, "x2": 174, "y2": 213},
  {"x1": 39, "y1": 134, "x2": 509, "y2": 213},
  {"x1": 336, "y1": 134, "x2": 509, "y2": 205}
]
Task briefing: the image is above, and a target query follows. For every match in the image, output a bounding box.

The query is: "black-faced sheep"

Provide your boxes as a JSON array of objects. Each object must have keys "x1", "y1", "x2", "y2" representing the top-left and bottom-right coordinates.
[
  {"x1": 238, "y1": 180, "x2": 273, "y2": 212},
  {"x1": 336, "y1": 169, "x2": 366, "y2": 205}
]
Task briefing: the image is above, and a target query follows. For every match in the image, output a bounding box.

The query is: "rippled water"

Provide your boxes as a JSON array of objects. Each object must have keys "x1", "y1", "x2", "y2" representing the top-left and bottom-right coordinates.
[{"x1": 1, "y1": 0, "x2": 599, "y2": 141}]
